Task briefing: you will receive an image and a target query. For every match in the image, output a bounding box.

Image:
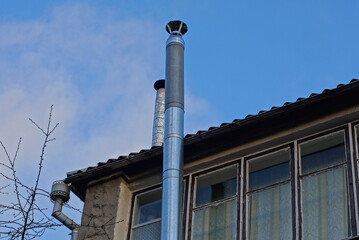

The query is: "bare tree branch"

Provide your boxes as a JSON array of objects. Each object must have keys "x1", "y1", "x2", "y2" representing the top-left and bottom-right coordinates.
[
  {"x1": 0, "y1": 106, "x2": 60, "y2": 239},
  {"x1": 0, "y1": 105, "x2": 125, "y2": 240}
]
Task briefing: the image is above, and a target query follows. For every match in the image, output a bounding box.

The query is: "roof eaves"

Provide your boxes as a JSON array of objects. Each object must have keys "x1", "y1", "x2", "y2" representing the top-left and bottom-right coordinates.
[{"x1": 65, "y1": 79, "x2": 359, "y2": 183}]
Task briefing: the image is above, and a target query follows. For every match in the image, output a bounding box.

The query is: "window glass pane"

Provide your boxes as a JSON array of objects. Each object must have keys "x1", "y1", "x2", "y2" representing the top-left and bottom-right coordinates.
[
  {"x1": 247, "y1": 183, "x2": 292, "y2": 240},
  {"x1": 132, "y1": 188, "x2": 162, "y2": 240},
  {"x1": 132, "y1": 220, "x2": 161, "y2": 240},
  {"x1": 300, "y1": 131, "x2": 346, "y2": 175},
  {"x1": 192, "y1": 199, "x2": 237, "y2": 240},
  {"x1": 248, "y1": 148, "x2": 290, "y2": 191},
  {"x1": 195, "y1": 165, "x2": 237, "y2": 206},
  {"x1": 134, "y1": 188, "x2": 162, "y2": 225},
  {"x1": 138, "y1": 200, "x2": 162, "y2": 224},
  {"x1": 301, "y1": 166, "x2": 349, "y2": 240}
]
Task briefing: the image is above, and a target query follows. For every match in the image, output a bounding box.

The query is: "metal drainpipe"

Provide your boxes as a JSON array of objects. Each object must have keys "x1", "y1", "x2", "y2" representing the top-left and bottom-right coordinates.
[
  {"x1": 50, "y1": 180, "x2": 79, "y2": 240},
  {"x1": 152, "y1": 79, "x2": 166, "y2": 147},
  {"x1": 161, "y1": 20, "x2": 187, "y2": 240}
]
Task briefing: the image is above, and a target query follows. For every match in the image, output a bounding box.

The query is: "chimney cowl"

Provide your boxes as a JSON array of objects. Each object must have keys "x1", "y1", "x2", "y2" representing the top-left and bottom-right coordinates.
[
  {"x1": 166, "y1": 20, "x2": 188, "y2": 36},
  {"x1": 154, "y1": 79, "x2": 165, "y2": 90}
]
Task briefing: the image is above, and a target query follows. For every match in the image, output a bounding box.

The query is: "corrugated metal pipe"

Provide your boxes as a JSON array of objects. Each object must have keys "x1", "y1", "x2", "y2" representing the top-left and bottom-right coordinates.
[
  {"x1": 161, "y1": 20, "x2": 187, "y2": 240},
  {"x1": 152, "y1": 79, "x2": 166, "y2": 147},
  {"x1": 50, "y1": 180, "x2": 79, "y2": 240}
]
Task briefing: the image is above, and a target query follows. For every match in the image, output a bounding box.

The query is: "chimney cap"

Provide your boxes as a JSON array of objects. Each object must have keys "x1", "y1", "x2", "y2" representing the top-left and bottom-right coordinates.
[
  {"x1": 154, "y1": 79, "x2": 165, "y2": 90},
  {"x1": 166, "y1": 20, "x2": 188, "y2": 35}
]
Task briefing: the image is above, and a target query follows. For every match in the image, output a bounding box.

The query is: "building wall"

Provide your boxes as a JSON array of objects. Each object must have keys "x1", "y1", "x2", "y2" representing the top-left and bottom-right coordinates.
[{"x1": 78, "y1": 177, "x2": 132, "y2": 240}]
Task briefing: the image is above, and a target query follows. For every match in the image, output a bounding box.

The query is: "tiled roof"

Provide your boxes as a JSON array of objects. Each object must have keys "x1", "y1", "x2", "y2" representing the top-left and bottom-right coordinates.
[{"x1": 66, "y1": 79, "x2": 359, "y2": 178}]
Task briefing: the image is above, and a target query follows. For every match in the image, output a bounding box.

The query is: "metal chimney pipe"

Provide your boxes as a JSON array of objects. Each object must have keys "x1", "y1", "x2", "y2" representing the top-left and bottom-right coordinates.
[
  {"x1": 50, "y1": 180, "x2": 79, "y2": 240},
  {"x1": 152, "y1": 79, "x2": 165, "y2": 147},
  {"x1": 161, "y1": 20, "x2": 187, "y2": 240}
]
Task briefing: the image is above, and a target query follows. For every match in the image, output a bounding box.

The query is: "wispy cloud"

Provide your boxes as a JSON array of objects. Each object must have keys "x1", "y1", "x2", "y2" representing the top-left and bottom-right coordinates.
[
  {"x1": 0, "y1": 3, "x2": 166, "y2": 173},
  {"x1": 0, "y1": 3, "x2": 165, "y2": 238}
]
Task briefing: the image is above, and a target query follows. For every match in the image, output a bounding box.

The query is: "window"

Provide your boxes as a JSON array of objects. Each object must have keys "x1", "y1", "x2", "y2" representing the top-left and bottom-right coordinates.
[
  {"x1": 299, "y1": 131, "x2": 349, "y2": 240},
  {"x1": 131, "y1": 188, "x2": 162, "y2": 240},
  {"x1": 246, "y1": 148, "x2": 293, "y2": 240},
  {"x1": 191, "y1": 165, "x2": 238, "y2": 240}
]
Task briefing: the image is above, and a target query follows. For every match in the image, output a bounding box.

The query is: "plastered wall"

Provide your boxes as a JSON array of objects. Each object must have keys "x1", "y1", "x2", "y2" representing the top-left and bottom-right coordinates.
[{"x1": 78, "y1": 177, "x2": 132, "y2": 240}]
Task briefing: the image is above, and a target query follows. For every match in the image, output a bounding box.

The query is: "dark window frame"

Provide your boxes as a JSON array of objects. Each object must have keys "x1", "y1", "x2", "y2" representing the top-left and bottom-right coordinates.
[
  {"x1": 243, "y1": 143, "x2": 295, "y2": 240},
  {"x1": 188, "y1": 161, "x2": 240, "y2": 240},
  {"x1": 351, "y1": 121, "x2": 359, "y2": 236},
  {"x1": 297, "y1": 126, "x2": 357, "y2": 238},
  {"x1": 352, "y1": 121, "x2": 359, "y2": 160}
]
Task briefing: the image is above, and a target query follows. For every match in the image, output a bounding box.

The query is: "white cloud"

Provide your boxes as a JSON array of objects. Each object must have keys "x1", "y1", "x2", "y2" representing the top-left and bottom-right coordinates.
[
  {"x1": 0, "y1": 3, "x2": 164, "y2": 172},
  {"x1": 0, "y1": 3, "x2": 164, "y2": 238}
]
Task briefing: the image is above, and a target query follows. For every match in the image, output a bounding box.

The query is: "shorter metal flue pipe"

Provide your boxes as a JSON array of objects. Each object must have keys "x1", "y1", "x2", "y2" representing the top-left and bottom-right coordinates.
[
  {"x1": 50, "y1": 180, "x2": 79, "y2": 240},
  {"x1": 152, "y1": 79, "x2": 166, "y2": 147}
]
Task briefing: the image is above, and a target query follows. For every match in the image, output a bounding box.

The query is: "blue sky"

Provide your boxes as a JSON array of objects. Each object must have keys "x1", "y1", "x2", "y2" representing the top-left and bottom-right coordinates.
[{"x1": 0, "y1": 1, "x2": 358, "y2": 239}]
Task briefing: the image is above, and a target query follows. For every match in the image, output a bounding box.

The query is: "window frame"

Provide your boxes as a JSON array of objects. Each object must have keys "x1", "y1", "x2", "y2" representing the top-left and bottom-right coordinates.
[
  {"x1": 243, "y1": 144, "x2": 295, "y2": 240},
  {"x1": 297, "y1": 126, "x2": 357, "y2": 239},
  {"x1": 128, "y1": 185, "x2": 162, "y2": 240},
  {"x1": 354, "y1": 124, "x2": 359, "y2": 160},
  {"x1": 351, "y1": 121, "x2": 359, "y2": 235},
  {"x1": 188, "y1": 162, "x2": 240, "y2": 240}
]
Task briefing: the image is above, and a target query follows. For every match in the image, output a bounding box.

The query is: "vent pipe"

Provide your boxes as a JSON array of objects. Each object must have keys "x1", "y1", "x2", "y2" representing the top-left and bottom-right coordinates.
[
  {"x1": 161, "y1": 20, "x2": 187, "y2": 240},
  {"x1": 152, "y1": 79, "x2": 165, "y2": 147},
  {"x1": 50, "y1": 180, "x2": 79, "y2": 240}
]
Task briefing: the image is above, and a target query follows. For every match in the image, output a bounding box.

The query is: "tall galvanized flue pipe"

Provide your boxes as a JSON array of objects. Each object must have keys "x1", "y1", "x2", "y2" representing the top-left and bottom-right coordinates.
[
  {"x1": 161, "y1": 20, "x2": 187, "y2": 240},
  {"x1": 152, "y1": 79, "x2": 166, "y2": 147}
]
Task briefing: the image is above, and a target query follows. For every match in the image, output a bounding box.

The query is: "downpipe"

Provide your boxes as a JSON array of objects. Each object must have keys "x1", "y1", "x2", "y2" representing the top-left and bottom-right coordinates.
[{"x1": 50, "y1": 180, "x2": 79, "y2": 240}]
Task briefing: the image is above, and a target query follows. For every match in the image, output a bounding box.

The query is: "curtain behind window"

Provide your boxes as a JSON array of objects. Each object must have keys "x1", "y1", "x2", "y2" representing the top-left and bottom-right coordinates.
[
  {"x1": 192, "y1": 165, "x2": 238, "y2": 240},
  {"x1": 192, "y1": 199, "x2": 237, "y2": 240},
  {"x1": 301, "y1": 166, "x2": 348, "y2": 240},
  {"x1": 247, "y1": 148, "x2": 292, "y2": 240},
  {"x1": 247, "y1": 183, "x2": 292, "y2": 240},
  {"x1": 300, "y1": 131, "x2": 349, "y2": 240}
]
